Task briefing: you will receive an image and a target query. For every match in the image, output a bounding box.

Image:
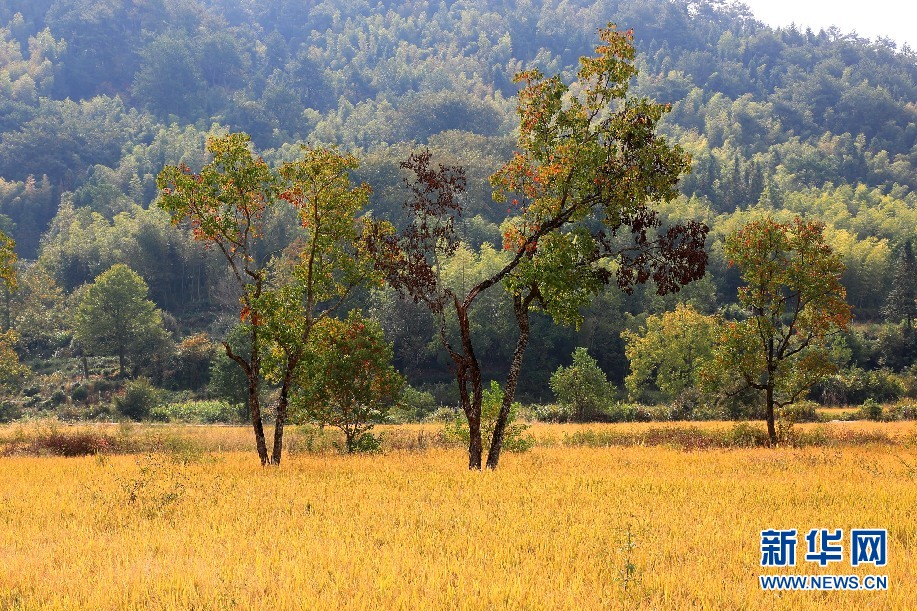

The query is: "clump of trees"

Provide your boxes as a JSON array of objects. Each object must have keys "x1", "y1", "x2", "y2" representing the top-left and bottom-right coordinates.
[{"x1": 158, "y1": 133, "x2": 381, "y2": 465}]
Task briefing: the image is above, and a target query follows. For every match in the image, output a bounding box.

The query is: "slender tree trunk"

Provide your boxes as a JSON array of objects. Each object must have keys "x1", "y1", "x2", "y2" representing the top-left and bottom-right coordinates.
[
  {"x1": 447, "y1": 299, "x2": 485, "y2": 470},
  {"x1": 765, "y1": 384, "x2": 777, "y2": 445},
  {"x1": 248, "y1": 373, "x2": 270, "y2": 465},
  {"x1": 271, "y1": 360, "x2": 296, "y2": 465},
  {"x1": 467, "y1": 407, "x2": 483, "y2": 470},
  {"x1": 224, "y1": 331, "x2": 270, "y2": 465},
  {"x1": 118, "y1": 351, "x2": 125, "y2": 378},
  {"x1": 487, "y1": 292, "x2": 531, "y2": 470}
]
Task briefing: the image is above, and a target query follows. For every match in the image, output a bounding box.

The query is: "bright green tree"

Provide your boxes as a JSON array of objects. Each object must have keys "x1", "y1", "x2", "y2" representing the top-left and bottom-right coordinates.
[
  {"x1": 623, "y1": 304, "x2": 719, "y2": 402},
  {"x1": 72, "y1": 263, "x2": 169, "y2": 378},
  {"x1": 550, "y1": 347, "x2": 615, "y2": 421},
  {"x1": 703, "y1": 217, "x2": 852, "y2": 444}
]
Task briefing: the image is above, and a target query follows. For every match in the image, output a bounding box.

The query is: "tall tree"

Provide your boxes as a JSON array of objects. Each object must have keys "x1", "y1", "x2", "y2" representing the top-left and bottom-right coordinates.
[
  {"x1": 703, "y1": 216, "x2": 852, "y2": 444},
  {"x1": 0, "y1": 229, "x2": 26, "y2": 390},
  {"x1": 365, "y1": 25, "x2": 708, "y2": 470},
  {"x1": 159, "y1": 133, "x2": 278, "y2": 464},
  {"x1": 72, "y1": 263, "x2": 169, "y2": 378},
  {"x1": 259, "y1": 146, "x2": 374, "y2": 465},
  {"x1": 883, "y1": 240, "x2": 917, "y2": 332}
]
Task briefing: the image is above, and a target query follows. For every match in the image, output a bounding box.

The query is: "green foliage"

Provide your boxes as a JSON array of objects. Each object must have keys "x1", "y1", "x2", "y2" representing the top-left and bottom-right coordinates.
[
  {"x1": 550, "y1": 348, "x2": 616, "y2": 421},
  {"x1": 0, "y1": 227, "x2": 17, "y2": 292},
  {"x1": 150, "y1": 400, "x2": 239, "y2": 424},
  {"x1": 115, "y1": 378, "x2": 162, "y2": 421},
  {"x1": 293, "y1": 311, "x2": 404, "y2": 454},
  {"x1": 167, "y1": 333, "x2": 214, "y2": 391},
  {"x1": 622, "y1": 304, "x2": 718, "y2": 402},
  {"x1": 446, "y1": 381, "x2": 534, "y2": 454},
  {"x1": 859, "y1": 399, "x2": 885, "y2": 422},
  {"x1": 883, "y1": 241, "x2": 917, "y2": 328},
  {"x1": 816, "y1": 367, "x2": 904, "y2": 405},
  {"x1": 72, "y1": 264, "x2": 169, "y2": 377},
  {"x1": 389, "y1": 385, "x2": 438, "y2": 423}
]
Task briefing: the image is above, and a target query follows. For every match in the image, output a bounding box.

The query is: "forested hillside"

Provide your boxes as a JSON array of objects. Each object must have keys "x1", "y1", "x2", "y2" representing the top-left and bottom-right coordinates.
[{"x1": 1, "y1": 0, "x2": 916, "y2": 416}]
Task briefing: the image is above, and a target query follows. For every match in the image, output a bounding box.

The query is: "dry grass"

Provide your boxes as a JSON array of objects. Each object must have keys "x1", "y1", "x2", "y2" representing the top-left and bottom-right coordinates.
[{"x1": 0, "y1": 422, "x2": 915, "y2": 609}]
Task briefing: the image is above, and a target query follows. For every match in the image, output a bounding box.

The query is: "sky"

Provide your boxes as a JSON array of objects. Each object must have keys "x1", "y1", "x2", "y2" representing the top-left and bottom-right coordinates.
[{"x1": 737, "y1": 0, "x2": 917, "y2": 51}]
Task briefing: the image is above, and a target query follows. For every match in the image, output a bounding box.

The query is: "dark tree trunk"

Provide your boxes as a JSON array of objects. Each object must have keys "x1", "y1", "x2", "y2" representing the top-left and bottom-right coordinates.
[
  {"x1": 271, "y1": 360, "x2": 296, "y2": 465},
  {"x1": 487, "y1": 292, "x2": 532, "y2": 470},
  {"x1": 765, "y1": 384, "x2": 777, "y2": 445},
  {"x1": 249, "y1": 372, "x2": 270, "y2": 465},
  {"x1": 224, "y1": 328, "x2": 270, "y2": 466},
  {"x1": 455, "y1": 303, "x2": 484, "y2": 470}
]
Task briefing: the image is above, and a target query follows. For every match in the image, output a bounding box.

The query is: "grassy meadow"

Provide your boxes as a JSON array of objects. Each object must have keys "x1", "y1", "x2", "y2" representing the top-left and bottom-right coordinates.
[{"x1": 0, "y1": 421, "x2": 915, "y2": 610}]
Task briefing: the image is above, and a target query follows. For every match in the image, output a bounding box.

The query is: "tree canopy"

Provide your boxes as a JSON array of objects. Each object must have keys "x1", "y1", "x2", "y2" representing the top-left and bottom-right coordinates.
[
  {"x1": 703, "y1": 217, "x2": 852, "y2": 443},
  {"x1": 72, "y1": 263, "x2": 168, "y2": 377}
]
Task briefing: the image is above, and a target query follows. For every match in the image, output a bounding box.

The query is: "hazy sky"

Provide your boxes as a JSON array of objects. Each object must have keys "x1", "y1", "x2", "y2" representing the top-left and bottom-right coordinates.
[{"x1": 738, "y1": 0, "x2": 917, "y2": 51}]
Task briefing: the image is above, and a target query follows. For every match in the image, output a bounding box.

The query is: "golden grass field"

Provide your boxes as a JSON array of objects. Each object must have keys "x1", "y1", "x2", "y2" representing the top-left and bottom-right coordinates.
[{"x1": 0, "y1": 421, "x2": 915, "y2": 610}]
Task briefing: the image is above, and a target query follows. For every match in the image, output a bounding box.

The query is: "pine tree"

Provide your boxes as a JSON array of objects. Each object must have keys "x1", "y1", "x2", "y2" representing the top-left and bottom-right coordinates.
[{"x1": 883, "y1": 241, "x2": 917, "y2": 332}]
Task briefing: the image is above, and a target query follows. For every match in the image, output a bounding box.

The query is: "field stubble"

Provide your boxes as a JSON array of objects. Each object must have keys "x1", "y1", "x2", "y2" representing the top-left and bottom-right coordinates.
[{"x1": 0, "y1": 421, "x2": 914, "y2": 610}]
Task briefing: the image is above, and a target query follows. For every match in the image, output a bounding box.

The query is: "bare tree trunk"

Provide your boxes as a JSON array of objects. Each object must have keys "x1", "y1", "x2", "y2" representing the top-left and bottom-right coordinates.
[
  {"x1": 487, "y1": 292, "x2": 532, "y2": 470},
  {"x1": 765, "y1": 384, "x2": 777, "y2": 445},
  {"x1": 271, "y1": 361, "x2": 296, "y2": 465},
  {"x1": 224, "y1": 333, "x2": 270, "y2": 466},
  {"x1": 451, "y1": 300, "x2": 484, "y2": 470},
  {"x1": 249, "y1": 372, "x2": 270, "y2": 465}
]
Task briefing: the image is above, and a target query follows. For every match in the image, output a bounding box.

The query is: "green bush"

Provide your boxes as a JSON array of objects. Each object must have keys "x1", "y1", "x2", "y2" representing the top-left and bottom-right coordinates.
[
  {"x1": 530, "y1": 403, "x2": 573, "y2": 423},
  {"x1": 603, "y1": 402, "x2": 653, "y2": 423},
  {"x1": 859, "y1": 398, "x2": 885, "y2": 422},
  {"x1": 389, "y1": 386, "x2": 438, "y2": 423},
  {"x1": 115, "y1": 378, "x2": 162, "y2": 420},
  {"x1": 70, "y1": 384, "x2": 89, "y2": 403},
  {"x1": 889, "y1": 403, "x2": 917, "y2": 420},
  {"x1": 149, "y1": 400, "x2": 239, "y2": 424},
  {"x1": 780, "y1": 400, "x2": 820, "y2": 423},
  {"x1": 445, "y1": 381, "x2": 534, "y2": 454},
  {"x1": 347, "y1": 431, "x2": 384, "y2": 454},
  {"x1": 725, "y1": 422, "x2": 771, "y2": 447},
  {"x1": 550, "y1": 347, "x2": 615, "y2": 421},
  {"x1": 816, "y1": 367, "x2": 904, "y2": 405},
  {"x1": 0, "y1": 401, "x2": 22, "y2": 423}
]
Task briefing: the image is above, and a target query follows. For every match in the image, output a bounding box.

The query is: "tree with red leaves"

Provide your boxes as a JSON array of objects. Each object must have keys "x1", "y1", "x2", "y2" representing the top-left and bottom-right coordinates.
[{"x1": 365, "y1": 25, "x2": 709, "y2": 470}]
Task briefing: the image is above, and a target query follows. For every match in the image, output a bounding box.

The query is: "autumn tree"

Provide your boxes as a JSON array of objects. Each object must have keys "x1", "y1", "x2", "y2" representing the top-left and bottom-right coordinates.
[
  {"x1": 0, "y1": 229, "x2": 26, "y2": 390},
  {"x1": 365, "y1": 25, "x2": 708, "y2": 470},
  {"x1": 72, "y1": 264, "x2": 169, "y2": 378},
  {"x1": 703, "y1": 217, "x2": 852, "y2": 444},
  {"x1": 293, "y1": 311, "x2": 404, "y2": 453},
  {"x1": 159, "y1": 133, "x2": 279, "y2": 464},
  {"x1": 158, "y1": 133, "x2": 372, "y2": 465}
]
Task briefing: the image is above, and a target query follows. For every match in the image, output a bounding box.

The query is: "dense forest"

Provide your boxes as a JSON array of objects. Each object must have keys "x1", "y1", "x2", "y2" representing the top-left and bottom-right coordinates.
[{"x1": 1, "y1": 0, "x2": 916, "y2": 422}]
